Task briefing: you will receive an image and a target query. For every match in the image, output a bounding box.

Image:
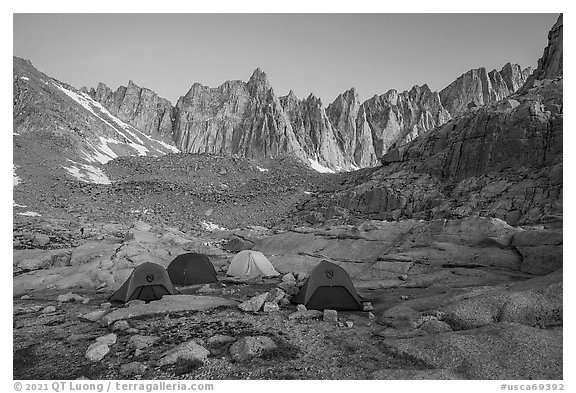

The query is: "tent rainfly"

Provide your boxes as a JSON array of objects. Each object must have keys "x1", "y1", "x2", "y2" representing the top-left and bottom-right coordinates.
[
  {"x1": 226, "y1": 250, "x2": 280, "y2": 279},
  {"x1": 293, "y1": 260, "x2": 363, "y2": 311},
  {"x1": 109, "y1": 262, "x2": 177, "y2": 303},
  {"x1": 167, "y1": 252, "x2": 218, "y2": 286}
]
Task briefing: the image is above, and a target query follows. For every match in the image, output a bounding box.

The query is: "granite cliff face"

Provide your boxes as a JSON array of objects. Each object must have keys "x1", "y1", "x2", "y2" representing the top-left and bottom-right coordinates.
[
  {"x1": 358, "y1": 84, "x2": 451, "y2": 158},
  {"x1": 173, "y1": 69, "x2": 306, "y2": 162},
  {"x1": 521, "y1": 14, "x2": 563, "y2": 91},
  {"x1": 291, "y1": 16, "x2": 562, "y2": 227},
  {"x1": 439, "y1": 63, "x2": 532, "y2": 117},
  {"x1": 280, "y1": 91, "x2": 348, "y2": 169},
  {"x1": 83, "y1": 81, "x2": 174, "y2": 139},
  {"x1": 79, "y1": 57, "x2": 530, "y2": 171}
]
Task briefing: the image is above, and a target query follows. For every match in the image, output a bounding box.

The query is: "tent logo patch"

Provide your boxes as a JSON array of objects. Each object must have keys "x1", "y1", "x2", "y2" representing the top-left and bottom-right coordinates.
[
  {"x1": 325, "y1": 270, "x2": 334, "y2": 279},
  {"x1": 146, "y1": 274, "x2": 155, "y2": 282}
]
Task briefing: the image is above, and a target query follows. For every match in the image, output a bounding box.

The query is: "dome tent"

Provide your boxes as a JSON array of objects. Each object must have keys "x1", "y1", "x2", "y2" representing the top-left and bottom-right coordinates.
[
  {"x1": 167, "y1": 252, "x2": 218, "y2": 286},
  {"x1": 292, "y1": 260, "x2": 363, "y2": 311},
  {"x1": 110, "y1": 262, "x2": 177, "y2": 303},
  {"x1": 226, "y1": 250, "x2": 280, "y2": 279}
]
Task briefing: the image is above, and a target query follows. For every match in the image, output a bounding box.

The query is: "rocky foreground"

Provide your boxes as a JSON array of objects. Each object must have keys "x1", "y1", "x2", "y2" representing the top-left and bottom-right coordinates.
[{"x1": 13, "y1": 213, "x2": 562, "y2": 380}]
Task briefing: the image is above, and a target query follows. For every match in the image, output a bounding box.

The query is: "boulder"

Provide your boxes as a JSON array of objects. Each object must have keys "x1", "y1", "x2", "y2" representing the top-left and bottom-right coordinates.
[
  {"x1": 263, "y1": 302, "x2": 280, "y2": 313},
  {"x1": 419, "y1": 319, "x2": 453, "y2": 334},
  {"x1": 277, "y1": 281, "x2": 299, "y2": 295},
  {"x1": 128, "y1": 335, "x2": 160, "y2": 350},
  {"x1": 379, "y1": 322, "x2": 562, "y2": 379},
  {"x1": 57, "y1": 292, "x2": 86, "y2": 303},
  {"x1": 323, "y1": 309, "x2": 338, "y2": 323},
  {"x1": 238, "y1": 293, "x2": 269, "y2": 313},
  {"x1": 102, "y1": 295, "x2": 237, "y2": 325},
  {"x1": 96, "y1": 333, "x2": 117, "y2": 346},
  {"x1": 85, "y1": 342, "x2": 110, "y2": 362},
  {"x1": 158, "y1": 340, "x2": 210, "y2": 366},
  {"x1": 288, "y1": 310, "x2": 322, "y2": 320},
  {"x1": 133, "y1": 221, "x2": 152, "y2": 232},
  {"x1": 111, "y1": 320, "x2": 130, "y2": 332},
  {"x1": 41, "y1": 306, "x2": 56, "y2": 314},
  {"x1": 282, "y1": 273, "x2": 296, "y2": 282},
  {"x1": 31, "y1": 233, "x2": 50, "y2": 247},
  {"x1": 80, "y1": 309, "x2": 110, "y2": 322},
  {"x1": 119, "y1": 362, "x2": 147, "y2": 377},
  {"x1": 207, "y1": 334, "x2": 236, "y2": 346},
  {"x1": 379, "y1": 305, "x2": 422, "y2": 329},
  {"x1": 265, "y1": 288, "x2": 286, "y2": 304},
  {"x1": 229, "y1": 336, "x2": 277, "y2": 361}
]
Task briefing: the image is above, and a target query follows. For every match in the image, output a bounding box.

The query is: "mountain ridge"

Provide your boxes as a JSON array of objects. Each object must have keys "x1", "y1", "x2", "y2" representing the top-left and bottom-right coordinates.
[{"x1": 78, "y1": 61, "x2": 530, "y2": 170}]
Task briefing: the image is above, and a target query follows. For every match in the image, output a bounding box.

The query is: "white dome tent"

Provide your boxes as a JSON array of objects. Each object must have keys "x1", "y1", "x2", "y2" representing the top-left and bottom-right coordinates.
[{"x1": 226, "y1": 250, "x2": 280, "y2": 278}]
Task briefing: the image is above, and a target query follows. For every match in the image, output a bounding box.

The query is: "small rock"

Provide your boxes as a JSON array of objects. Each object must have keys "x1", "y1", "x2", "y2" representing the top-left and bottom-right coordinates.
[
  {"x1": 126, "y1": 328, "x2": 140, "y2": 334},
  {"x1": 400, "y1": 295, "x2": 410, "y2": 300},
  {"x1": 57, "y1": 292, "x2": 85, "y2": 303},
  {"x1": 133, "y1": 221, "x2": 152, "y2": 232},
  {"x1": 20, "y1": 295, "x2": 31, "y2": 300},
  {"x1": 100, "y1": 302, "x2": 112, "y2": 309},
  {"x1": 238, "y1": 293, "x2": 269, "y2": 313},
  {"x1": 296, "y1": 304, "x2": 307, "y2": 312},
  {"x1": 16, "y1": 305, "x2": 43, "y2": 314},
  {"x1": 82, "y1": 298, "x2": 90, "y2": 304},
  {"x1": 120, "y1": 362, "x2": 147, "y2": 377},
  {"x1": 277, "y1": 281, "x2": 299, "y2": 296},
  {"x1": 85, "y1": 342, "x2": 110, "y2": 362},
  {"x1": 362, "y1": 302, "x2": 374, "y2": 311},
  {"x1": 31, "y1": 233, "x2": 50, "y2": 247},
  {"x1": 41, "y1": 306, "x2": 56, "y2": 314},
  {"x1": 80, "y1": 309, "x2": 109, "y2": 322},
  {"x1": 278, "y1": 298, "x2": 291, "y2": 307},
  {"x1": 281, "y1": 273, "x2": 296, "y2": 282},
  {"x1": 207, "y1": 334, "x2": 235, "y2": 346},
  {"x1": 323, "y1": 309, "x2": 338, "y2": 323},
  {"x1": 398, "y1": 274, "x2": 408, "y2": 281},
  {"x1": 345, "y1": 321, "x2": 354, "y2": 328},
  {"x1": 134, "y1": 349, "x2": 143, "y2": 358},
  {"x1": 111, "y1": 320, "x2": 130, "y2": 332},
  {"x1": 129, "y1": 335, "x2": 160, "y2": 350},
  {"x1": 263, "y1": 302, "x2": 280, "y2": 312},
  {"x1": 197, "y1": 284, "x2": 216, "y2": 294},
  {"x1": 265, "y1": 288, "x2": 286, "y2": 304},
  {"x1": 338, "y1": 322, "x2": 344, "y2": 327},
  {"x1": 368, "y1": 312, "x2": 375, "y2": 320},
  {"x1": 96, "y1": 333, "x2": 117, "y2": 346},
  {"x1": 158, "y1": 340, "x2": 210, "y2": 366},
  {"x1": 229, "y1": 336, "x2": 277, "y2": 361},
  {"x1": 295, "y1": 272, "x2": 309, "y2": 281},
  {"x1": 288, "y1": 310, "x2": 322, "y2": 320},
  {"x1": 419, "y1": 319, "x2": 453, "y2": 334}
]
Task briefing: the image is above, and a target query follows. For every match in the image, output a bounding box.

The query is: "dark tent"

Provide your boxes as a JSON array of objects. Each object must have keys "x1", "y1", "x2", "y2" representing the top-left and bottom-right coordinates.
[
  {"x1": 167, "y1": 253, "x2": 218, "y2": 286},
  {"x1": 293, "y1": 260, "x2": 363, "y2": 311},
  {"x1": 110, "y1": 262, "x2": 177, "y2": 303}
]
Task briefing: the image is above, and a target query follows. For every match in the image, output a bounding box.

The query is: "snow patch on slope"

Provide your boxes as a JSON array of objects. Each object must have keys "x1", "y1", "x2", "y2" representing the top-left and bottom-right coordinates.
[
  {"x1": 13, "y1": 164, "x2": 21, "y2": 186},
  {"x1": 308, "y1": 158, "x2": 335, "y2": 174},
  {"x1": 18, "y1": 211, "x2": 42, "y2": 217},
  {"x1": 201, "y1": 221, "x2": 228, "y2": 231},
  {"x1": 62, "y1": 160, "x2": 111, "y2": 184},
  {"x1": 52, "y1": 82, "x2": 178, "y2": 156}
]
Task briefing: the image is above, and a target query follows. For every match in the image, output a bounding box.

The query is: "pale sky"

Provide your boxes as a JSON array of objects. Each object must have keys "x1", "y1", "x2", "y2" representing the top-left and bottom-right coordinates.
[{"x1": 13, "y1": 13, "x2": 559, "y2": 105}]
